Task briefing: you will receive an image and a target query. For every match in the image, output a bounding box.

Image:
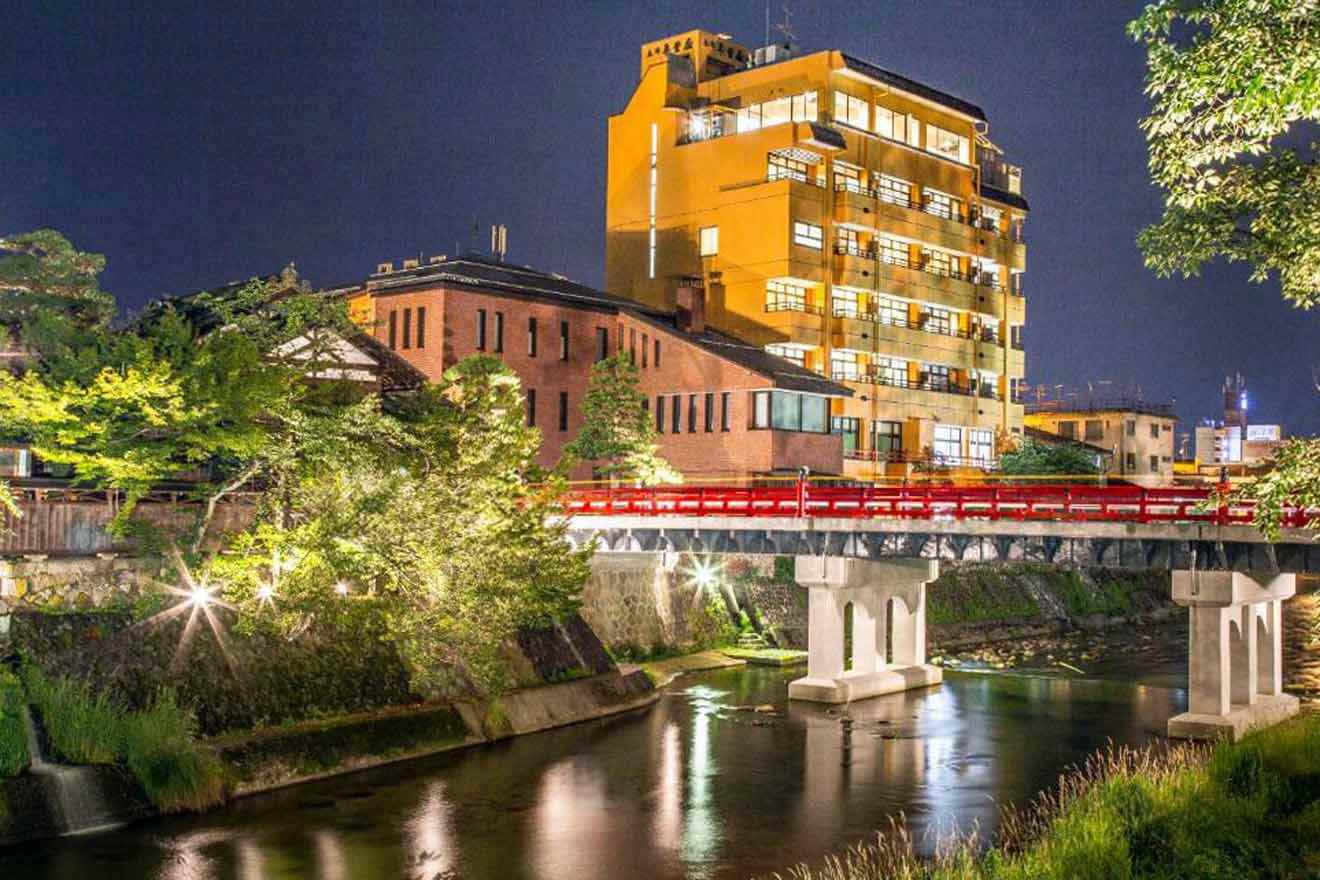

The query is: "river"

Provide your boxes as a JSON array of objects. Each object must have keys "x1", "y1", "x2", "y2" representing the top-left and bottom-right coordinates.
[{"x1": 1, "y1": 643, "x2": 1187, "y2": 879}]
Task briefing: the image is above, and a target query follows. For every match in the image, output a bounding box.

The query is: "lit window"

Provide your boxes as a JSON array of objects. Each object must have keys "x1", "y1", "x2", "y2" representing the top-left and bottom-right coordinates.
[
  {"x1": 923, "y1": 189, "x2": 962, "y2": 221},
  {"x1": 833, "y1": 163, "x2": 863, "y2": 194},
  {"x1": 969, "y1": 429, "x2": 994, "y2": 465},
  {"x1": 923, "y1": 248, "x2": 956, "y2": 278},
  {"x1": 921, "y1": 305, "x2": 956, "y2": 336},
  {"x1": 761, "y1": 96, "x2": 792, "y2": 127},
  {"x1": 871, "y1": 357, "x2": 907, "y2": 387},
  {"x1": 833, "y1": 92, "x2": 868, "y2": 129},
  {"x1": 766, "y1": 280, "x2": 808, "y2": 313},
  {"x1": 830, "y1": 350, "x2": 860, "y2": 382},
  {"x1": 832, "y1": 288, "x2": 859, "y2": 318},
  {"x1": 874, "y1": 295, "x2": 907, "y2": 326},
  {"x1": 765, "y1": 343, "x2": 807, "y2": 368},
  {"x1": 793, "y1": 221, "x2": 823, "y2": 250},
  {"x1": 768, "y1": 153, "x2": 810, "y2": 182},
  {"x1": 875, "y1": 174, "x2": 912, "y2": 207},
  {"x1": 923, "y1": 363, "x2": 952, "y2": 392},
  {"x1": 699, "y1": 225, "x2": 719, "y2": 257},
  {"x1": 876, "y1": 237, "x2": 909, "y2": 267},
  {"x1": 874, "y1": 107, "x2": 919, "y2": 146},
  {"x1": 925, "y1": 123, "x2": 970, "y2": 163},
  {"x1": 873, "y1": 421, "x2": 903, "y2": 457},
  {"x1": 933, "y1": 424, "x2": 963, "y2": 462}
]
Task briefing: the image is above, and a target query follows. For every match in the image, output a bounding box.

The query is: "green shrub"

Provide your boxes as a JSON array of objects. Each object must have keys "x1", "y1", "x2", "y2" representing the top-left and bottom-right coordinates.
[
  {"x1": 22, "y1": 666, "x2": 120, "y2": 764},
  {"x1": 0, "y1": 670, "x2": 28, "y2": 776},
  {"x1": 21, "y1": 667, "x2": 224, "y2": 812}
]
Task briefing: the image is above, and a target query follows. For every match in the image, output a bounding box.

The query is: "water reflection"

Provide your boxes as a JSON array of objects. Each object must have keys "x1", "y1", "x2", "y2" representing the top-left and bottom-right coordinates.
[{"x1": 1, "y1": 662, "x2": 1188, "y2": 880}]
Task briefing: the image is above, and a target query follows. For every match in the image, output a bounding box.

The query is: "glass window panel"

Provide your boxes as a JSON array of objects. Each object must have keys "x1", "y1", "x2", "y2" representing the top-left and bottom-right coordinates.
[
  {"x1": 801, "y1": 395, "x2": 827, "y2": 433},
  {"x1": 762, "y1": 97, "x2": 791, "y2": 127},
  {"x1": 771, "y1": 391, "x2": 801, "y2": 431}
]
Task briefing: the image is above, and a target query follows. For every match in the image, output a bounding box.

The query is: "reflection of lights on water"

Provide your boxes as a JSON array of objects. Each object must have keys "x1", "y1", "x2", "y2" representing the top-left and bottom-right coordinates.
[
  {"x1": 654, "y1": 722, "x2": 682, "y2": 852},
  {"x1": 408, "y1": 780, "x2": 456, "y2": 877},
  {"x1": 681, "y1": 685, "x2": 723, "y2": 869},
  {"x1": 313, "y1": 830, "x2": 347, "y2": 880}
]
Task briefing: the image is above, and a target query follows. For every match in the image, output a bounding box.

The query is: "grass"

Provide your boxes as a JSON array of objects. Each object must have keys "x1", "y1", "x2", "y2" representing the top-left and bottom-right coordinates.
[
  {"x1": 1053, "y1": 569, "x2": 1137, "y2": 619},
  {"x1": 20, "y1": 667, "x2": 225, "y2": 812},
  {"x1": 0, "y1": 669, "x2": 28, "y2": 777},
  {"x1": 769, "y1": 712, "x2": 1320, "y2": 880}
]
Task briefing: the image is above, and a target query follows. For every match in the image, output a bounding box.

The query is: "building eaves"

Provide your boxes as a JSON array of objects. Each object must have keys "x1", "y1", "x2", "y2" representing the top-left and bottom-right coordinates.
[
  {"x1": 979, "y1": 184, "x2": 1029, "y2": 211},
  {"x1": 840, "y1": 54, "x2": 986, "y2": 122}
]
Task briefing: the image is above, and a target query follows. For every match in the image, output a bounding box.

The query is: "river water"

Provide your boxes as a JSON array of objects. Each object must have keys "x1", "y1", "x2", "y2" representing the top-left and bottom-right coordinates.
[{"x1": 2, "y1": 650, "x2": 1187, "y2": 880}]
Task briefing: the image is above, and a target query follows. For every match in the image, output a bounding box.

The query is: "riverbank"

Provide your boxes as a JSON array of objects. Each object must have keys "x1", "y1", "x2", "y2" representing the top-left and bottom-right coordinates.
[{"x1": 770, "y1": 709, "x2": 1320, "y2": 880}]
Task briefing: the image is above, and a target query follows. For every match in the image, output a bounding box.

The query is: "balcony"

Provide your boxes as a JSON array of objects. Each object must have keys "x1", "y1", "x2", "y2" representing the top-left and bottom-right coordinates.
[
  {"x1": 860, "y1": 370, "x2": 976, "y2": 398},
  {"x1": 833, "y1": 300, "x2": 1001, "y2": 346},
  {"x1": 765, "y1": 299, "x2": 824, "y2": 316}
]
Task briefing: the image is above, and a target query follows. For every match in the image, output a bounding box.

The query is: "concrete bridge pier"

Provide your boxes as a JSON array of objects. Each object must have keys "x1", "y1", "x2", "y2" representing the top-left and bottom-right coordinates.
[
  {"x1": 1168, "y1": 570, "x2": 1300, "y2": 742},
  {"x1": 788, "y1": 556, "x2": 943, "y2": 704}
]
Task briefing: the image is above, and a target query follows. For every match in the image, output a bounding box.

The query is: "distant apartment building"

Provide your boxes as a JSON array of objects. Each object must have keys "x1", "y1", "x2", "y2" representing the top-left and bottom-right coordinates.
[
  {"x1": 339, "y1": 254, "x2": 851, "y2": 479},
  {"x1": 1194, "y1": 375, "x2": 1284, "y2": 469},
  {"x1": 1025, "y1": 398, "x2": 1177, "y2": 483},
  {"x1": 605, "y1": 29, "x2": 1027, "y2": 479}
]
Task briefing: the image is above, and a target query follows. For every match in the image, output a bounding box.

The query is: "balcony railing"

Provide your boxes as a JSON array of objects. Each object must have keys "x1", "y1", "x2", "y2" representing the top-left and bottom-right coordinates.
[
  {"x1": 861, "y1": 370, "x2": 978, "y2": 398},
  {"x1": 764, "y1": 299, "x2": 824, "y2": 316},
  {"x1": 769, "y1": 169, "x2": 825, "y2": 187},
  {"x1": 834, "y1": 302, "x2": 1003, "y2": 346},
  {"x1": 844, "y1": 449, "x2": 998, "y2": 470}
]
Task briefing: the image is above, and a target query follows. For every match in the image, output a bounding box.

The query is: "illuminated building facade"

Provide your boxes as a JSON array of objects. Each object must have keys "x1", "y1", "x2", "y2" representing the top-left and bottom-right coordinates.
[{"x1": 606, "y1": 29, "x2": 1028, "y2": 478}]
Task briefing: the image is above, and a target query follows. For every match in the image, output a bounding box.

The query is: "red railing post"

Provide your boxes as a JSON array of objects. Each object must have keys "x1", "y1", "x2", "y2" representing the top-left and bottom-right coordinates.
[
  {"x1": 796, "y1": 467, "x2": 808, "y2": 518},
  {"x1": 1217, "y1": 470, "x2": 1231, "y2": 526}
]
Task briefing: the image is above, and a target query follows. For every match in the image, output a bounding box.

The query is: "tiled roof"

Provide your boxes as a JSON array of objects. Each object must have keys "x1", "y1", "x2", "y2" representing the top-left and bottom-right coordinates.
[
  {"x1": 369, "y1": 254, "x2": 851, "y2": 397},
  {"x1": 840, "y1": 54, "x2": 986, "y2": 122}
]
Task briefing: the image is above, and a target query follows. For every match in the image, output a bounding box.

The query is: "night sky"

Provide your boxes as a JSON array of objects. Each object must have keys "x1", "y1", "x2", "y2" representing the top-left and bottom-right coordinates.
[{"x1": 4, "y1": 1, "x2": 1317, "y2": 437}]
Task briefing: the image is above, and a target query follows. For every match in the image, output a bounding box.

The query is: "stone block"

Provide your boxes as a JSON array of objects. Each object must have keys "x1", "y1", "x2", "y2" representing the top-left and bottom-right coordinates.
[
  {"x1": 1168, "y1": 693, "x2": 1300, "y2": 743},
  {"x1": 788, "y1": 665, "x2": 942, "y2": 703}
]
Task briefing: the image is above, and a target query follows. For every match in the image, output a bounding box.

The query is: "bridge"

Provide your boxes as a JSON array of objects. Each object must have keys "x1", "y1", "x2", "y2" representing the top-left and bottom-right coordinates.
[{"x1": 563, "y1": 483, "x2": 1318, "y2": 742}]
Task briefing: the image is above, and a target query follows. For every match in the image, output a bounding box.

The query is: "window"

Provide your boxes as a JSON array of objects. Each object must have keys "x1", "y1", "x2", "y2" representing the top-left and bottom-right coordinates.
[
  {"x1": 654, "y1": 339, "x2": 661, "y2": 367},
  {"x1": 558, "y1": 392, "x2": 569, "y2": 432},
  {"x1": 793, "y1": 221, "x2": 823, "y2": 250},
  {"x1": 831, "y1": 350, "x2": 860, "y2": 382},
  {"x1": 1085, "y1": 420, "x2": 1105, "y2": 442},
  {"x1": 720, "y1": 392, "x2": 731, "y2": 431},
  {"x1": 873, "y1": 421, "x2": 903, "y2": 457},
  {"x1": 923, "y1": 248, "x2": 956, "y2": 277},
  {"x1": 876, "y1": 236, "x2": 909, "y2": 267},
  {"x1": 752, "y1": 391, "x2": 829, "y2": 433},
  {"x1": 768, "y1": 152, "x2": 811, "y2": 183},
  {"x1": 1150, "y1": 455, "x2": 1160, "y2": 472},
  {"x1": 595, "y1": 327, "x2": 608, "y2": 362},
  {"x1": 476, "y1": 309, "x2": 487, "y2": 350},
  {"x1": 925, "y1": 123, "x2": 970, "y2": 163},
  {"x1": 1125, "y1": 452, "x2": 1137, "y2": 472},
  {"x1": 766, "y1": 280, "x2": 808, "y2": 313},
  {"x1": 969, "y1": 429, "x2": 994, "y2": 465},
  {"x1": 874, "y1": 295, "x2": 907, "y2": 326},
  {"x1": 760, "y1": 96, "x2": 792, "y2": 127},
  {"x1": 655, "y1": 395, "x2": 664, "y2": 432},
  {"x1": 874, "y1": 107, "x2": 920, "y2": 146},
  {"x1": 528, "y1": 317, "x2": 537, "y2": 357},
  {"x1": 923, "y1": 189, "x2": 962, "y2": 221},
  {"x1": 1126, "y1": 419, "x2": 1136, "y2": 437},
  {"x1": 833, "y1": 92, "x2": 869, "y2": 129},
  {"x1": 388, "y1": 309, "x2": 398, "y2": 350},
  {"x1": 688, "y1": 394, "x2": 697, "y2": 433},
  {"x1": 1150, "y1": 423, "x2": 1160, "y2": 439},
  {"x1": 923, "y1": 363, "x2": 952, "y2": 392},
  {"x1": 1010, "y1": 324, "x2": 1023, "y2": 350},
  {"x1": 832, "y1": 288, "x2": 859, "y2": 318},
  {"x1": 641, "y1": 333, "x2": 648, "y2": 367},
  {"x1": 671, "y1": 395, "x2": 682, "y2": 433},
  {"x1": 933, "y1": 424, "x2": 963, "y2": 462},
  {"x1": 737, "y1": 90, "x2": 818, "y2": 132},
  {"x1": 704, "y1": 392, "x2": 715, "y2": 432},
  {"x1": 979, "y1": 204, "x2": 1003, "y2": 232},
  {"x1": 790, "y1": 91, "x2": 819, "y2": 123},
  {"x1": 835, "y1": 226, "x2": 860, "y2": 255},
  {"x1": 871, "y1": 357, "x2": 907, "y2": 387},
  {"x1": 765, "y1": 343, "x2": 807, "y2": 368},
  {"x1": 1058, "y1": 421, "x2": 1077, "y2": 439},
  {"x1": 629, "y1": 328, "x2": 636, "y2": 363},
  {"x1": 875, "y1": 173, "x2": 912, "y2": 207},
  {"x1": 832, "y1": 416, "x2": 861, "y2": 456},
  {"x1": 416, "y1": 306, "x2": 426, "y2": 349},
  {"x1": 922, "y1": 305, "x2": 955, "y2": 336},
  {"x1": 833, "y1": 163, "x2": 863, "y2": 193},
  {"x1": 494, "y1": 312, "x2": 504, "y2": 353},
  {"x1": 526, "y1": 389, "x2": 536, "y2": 427},
  {"x1": 699, "y1": 226, "x2": 719, "y2": 257},
  {"x1": 560, "y1": 320, "x2": 569, "y2": 360},
  {"x1": 402, "y1": 308, "x2": 412, "y2": 349}
]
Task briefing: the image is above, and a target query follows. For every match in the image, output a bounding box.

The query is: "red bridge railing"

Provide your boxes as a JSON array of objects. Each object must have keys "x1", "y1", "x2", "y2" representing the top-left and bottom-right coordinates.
[{"x1": 563, "y1": 483, "x2": 1314, "y2": 529}]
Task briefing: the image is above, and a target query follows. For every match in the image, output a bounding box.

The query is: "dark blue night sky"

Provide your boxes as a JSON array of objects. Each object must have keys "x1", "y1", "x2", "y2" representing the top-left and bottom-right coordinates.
[{"x1": 4, "y1": 1, "x2": 1317, "y2": 436}]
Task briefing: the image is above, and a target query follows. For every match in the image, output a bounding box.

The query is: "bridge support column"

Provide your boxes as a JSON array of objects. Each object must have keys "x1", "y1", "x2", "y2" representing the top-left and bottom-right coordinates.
[
  {"x1": 788, "y1": 556, "x2": 942, "y2": 704},
  {"x1": 1168, "y1": 570, "x2": 1299, "y2": 742}
]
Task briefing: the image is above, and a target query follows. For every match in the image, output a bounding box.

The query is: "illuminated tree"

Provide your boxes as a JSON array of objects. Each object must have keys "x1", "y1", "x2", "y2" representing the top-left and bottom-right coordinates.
[
  {"x1": 999, "y1": 439, "x2": 1101, "y2": 477},
  {"x1": 566, "y1": 352, "x2": 681, "y2": 485}
]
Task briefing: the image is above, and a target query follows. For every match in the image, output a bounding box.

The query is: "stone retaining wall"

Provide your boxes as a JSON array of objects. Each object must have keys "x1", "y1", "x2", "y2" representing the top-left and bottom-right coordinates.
[{"x1": 578, "y1": 553, "x2": 730, "y2": 657}]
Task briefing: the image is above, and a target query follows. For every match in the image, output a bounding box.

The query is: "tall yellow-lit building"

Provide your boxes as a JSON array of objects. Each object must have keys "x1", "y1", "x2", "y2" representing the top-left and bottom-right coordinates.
[{"x1": 606, "y1": 29, "x2": 1028, "y2": 478}]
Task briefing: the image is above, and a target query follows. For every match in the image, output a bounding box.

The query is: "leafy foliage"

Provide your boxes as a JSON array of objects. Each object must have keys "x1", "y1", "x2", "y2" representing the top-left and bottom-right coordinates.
[
  {"x1": 0, "y1": 229, "x2": 115, "y2": 328},
  {"x1": 0, "y1": 670, "x2": 27, "y2": 777},
  {"x1": 998, "y1": 439, "x2": 1101, "y2": 476},
  {"x1": 1228, "y1": 438, "x2": 1320, "y2": 539},
  {"x1": 206, "y1": 357, "x2": 591, "y2": 696},
  {"x1": 565, "y1": 352, "x2": 681, "y2": 485},
  {"x1": 1129, "y1": 0, "x2": 1320, "y2": 308}
]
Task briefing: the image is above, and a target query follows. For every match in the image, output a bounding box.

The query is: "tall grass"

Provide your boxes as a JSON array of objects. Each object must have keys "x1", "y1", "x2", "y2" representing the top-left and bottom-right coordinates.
[
  {"x1": 20, "y1": 667, "x2": 225, "y2": 812},
  {"x1": 771, "y1": 713, "x2": 1320, "y2": 880},
  {"x1": 0, "y1": 669, "x2": 28, "y2": 776}
]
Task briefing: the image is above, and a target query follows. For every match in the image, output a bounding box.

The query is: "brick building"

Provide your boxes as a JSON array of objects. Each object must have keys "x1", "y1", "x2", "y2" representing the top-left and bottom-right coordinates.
[{"x1": 337, "y1": 254, "x2": 851, "y2": 479}]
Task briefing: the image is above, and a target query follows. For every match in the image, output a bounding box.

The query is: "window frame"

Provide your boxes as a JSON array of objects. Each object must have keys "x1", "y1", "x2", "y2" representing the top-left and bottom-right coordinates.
[{"x1": 699, "y1": 225, "x2": 719, "y2": 257}]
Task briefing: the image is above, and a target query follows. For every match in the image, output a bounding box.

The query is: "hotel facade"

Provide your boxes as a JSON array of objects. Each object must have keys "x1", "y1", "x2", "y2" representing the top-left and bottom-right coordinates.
[{"x1": 606, "y1": 29, "x2": 1028, "y2": 479}]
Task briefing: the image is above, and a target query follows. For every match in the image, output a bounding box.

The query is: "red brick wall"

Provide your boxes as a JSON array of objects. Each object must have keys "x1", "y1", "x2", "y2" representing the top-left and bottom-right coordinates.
[{"x1": 366, "y1": 286, "x2": 843, "y2": 479}]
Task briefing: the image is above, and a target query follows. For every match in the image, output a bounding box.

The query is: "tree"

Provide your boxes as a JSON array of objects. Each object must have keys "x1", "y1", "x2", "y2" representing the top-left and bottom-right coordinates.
[
  {"x1": 206, "y1": 357, "x2": 590, "y2": 695},
  {"x1": 1129, "y1": 1, "x2": 1320, "y2": 308},
  {"x1": 999, "y1": 438, "x2": 1101, "y2": 476},
  {"x1": 565, "y1": 352, "x2": 681, "y2": 485},
  {"x1": 0, "y1": 229, "x2": 115, "y2": 329}
]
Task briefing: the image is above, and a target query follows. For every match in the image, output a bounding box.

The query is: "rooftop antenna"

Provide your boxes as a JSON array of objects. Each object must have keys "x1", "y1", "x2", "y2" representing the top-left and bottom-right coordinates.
[
  {"x1": 765, "y1": 0, "x2": 770, "y2": 47},
  {"x1": 774, "y1": 1, "x2": 796, "y2": 46}
]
